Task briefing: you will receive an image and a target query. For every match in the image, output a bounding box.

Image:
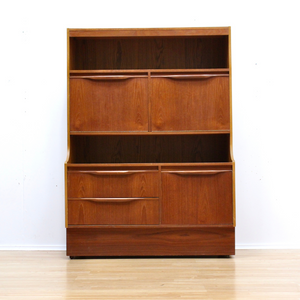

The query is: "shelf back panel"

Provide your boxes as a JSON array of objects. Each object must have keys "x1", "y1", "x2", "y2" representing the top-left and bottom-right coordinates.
[
  {"x1": 69, "y1": 36, "x2": 228, "y2": 70},
  {"x1": 70, "y1": 134, "x2": 230, "y2": 163}
]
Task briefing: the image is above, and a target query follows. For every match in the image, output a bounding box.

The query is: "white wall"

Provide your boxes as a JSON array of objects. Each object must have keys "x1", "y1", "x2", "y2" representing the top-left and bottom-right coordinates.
[{"x1": 0, "y1": 0, "x2": 299, "y2": 249}]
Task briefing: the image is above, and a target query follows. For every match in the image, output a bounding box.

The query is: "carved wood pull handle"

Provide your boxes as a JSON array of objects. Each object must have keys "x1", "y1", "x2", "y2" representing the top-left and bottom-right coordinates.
[
  {"x1": 69, "y1": 198, "x2": 153, "y2": 203},
  {"x1": 163, "y1": 170, "x2": 231, "y2": 176},
  {"x1": 69, "y1": 170, "x2": 156, "y2": 176},
  {"x1": 151, "y1": 74, "x2": 228, "y2": 79},
  {"x1": 70, "y1": 75, "x2": 147, "y2": 80}
]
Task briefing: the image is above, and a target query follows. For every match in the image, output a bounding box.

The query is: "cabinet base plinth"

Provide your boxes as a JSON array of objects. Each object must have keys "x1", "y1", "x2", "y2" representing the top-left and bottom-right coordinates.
[{"x1": 66, "y1": 227, "x2": 235, "y2": 257}]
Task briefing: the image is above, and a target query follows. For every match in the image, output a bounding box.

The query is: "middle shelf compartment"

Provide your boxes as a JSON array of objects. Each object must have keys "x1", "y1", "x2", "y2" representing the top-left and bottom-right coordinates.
[{"x1": 69, "y1": 134, "x2": 231, "y2": 164}]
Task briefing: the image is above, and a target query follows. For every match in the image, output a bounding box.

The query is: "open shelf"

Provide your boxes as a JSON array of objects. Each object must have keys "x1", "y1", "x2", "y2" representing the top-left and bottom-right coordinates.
[
  {"x1": 69, "y1": 36, "x2": 228, "y2": 70},
  {"x1": 69, "y1": 134, "x2": 230, "y2": 164}
]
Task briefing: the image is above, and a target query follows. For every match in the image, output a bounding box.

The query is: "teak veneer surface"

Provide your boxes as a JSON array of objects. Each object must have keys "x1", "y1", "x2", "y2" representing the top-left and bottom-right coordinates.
[
  {"x1": 67, "y1": 227, "x2": 235, "y2": 256},
  {"x1": 69, "y1": 134, "x2": 230, "y2": 163},
  {"x1": 151, "y1": 75, "x2": 230, "y2": 131},
  {"x1": 69, "y1": 27, "x2": 230, "y2": 37},
  {"x1": 70, "y1": 78, "x2": 148, "y2": 132},
  {"x1": 68, "y1": 198, "x2": 160, "y2": 225},
  {"x1": 161, "y1": 170, "x2": 233, "y2": 225},
  {"x1": 70, "y1": 36, "x2": 228, "y2": 70},
  {"x1": 67, "y1": 169, "x2": 159, "y2": 198}
]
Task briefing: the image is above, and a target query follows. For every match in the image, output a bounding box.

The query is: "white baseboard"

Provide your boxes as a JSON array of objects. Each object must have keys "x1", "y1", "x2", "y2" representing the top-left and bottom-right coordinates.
[
  {"x1": 1, "y1": 245, "x2": 299, "y2": 251},
  {"x1": 0, "y1": 245, "x2": 66, "y2": 250},
  {"x1": 236, "y1": 244, "x2": 300, "y2": 249}
]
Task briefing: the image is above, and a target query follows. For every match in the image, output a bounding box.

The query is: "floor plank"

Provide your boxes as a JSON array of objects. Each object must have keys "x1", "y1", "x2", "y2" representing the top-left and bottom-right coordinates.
[{"x1": 0, "y1": 250, "x2": 299, "y2": 299}]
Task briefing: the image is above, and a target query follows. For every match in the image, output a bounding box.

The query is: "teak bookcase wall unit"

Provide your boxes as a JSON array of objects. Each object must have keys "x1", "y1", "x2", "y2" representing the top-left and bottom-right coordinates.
[{"x1": 65, "y1": 27, "x2": 235, "y2": 257}]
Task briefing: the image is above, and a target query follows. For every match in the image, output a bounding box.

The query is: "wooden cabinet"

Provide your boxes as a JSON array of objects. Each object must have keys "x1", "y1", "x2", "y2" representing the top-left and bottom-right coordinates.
[{"x1": 66, "y1": 27, "x2": 235, "y2": 257}]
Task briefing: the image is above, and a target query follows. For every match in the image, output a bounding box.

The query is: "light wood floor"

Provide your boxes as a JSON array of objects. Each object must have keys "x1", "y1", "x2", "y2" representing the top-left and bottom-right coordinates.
[{"x1": 0, "y1": 250, "x2": 299, "y2": 299}]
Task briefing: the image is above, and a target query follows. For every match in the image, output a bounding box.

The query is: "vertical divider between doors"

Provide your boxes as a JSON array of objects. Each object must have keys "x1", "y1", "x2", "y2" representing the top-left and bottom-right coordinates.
[
  {"x1": 159, "y1": 164, "x2": 162, "y2": 225},
  {"x1": 148, "y1": 71, "x2": 152, "y2": 132}
]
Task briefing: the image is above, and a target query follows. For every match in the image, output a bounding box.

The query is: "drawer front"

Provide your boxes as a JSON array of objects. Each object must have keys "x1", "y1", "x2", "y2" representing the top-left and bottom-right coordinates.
[
  {"x1": 70, "y1": 77, "x2": 148, "y2": 132},
  {"x1": 161, "y1": 169, "x2": 233, "y2": 225},
  {"x1": 67, "y1": 169, "x2": 159, "y2": 198},
  {"x1": 151, "y1": 75, "x2": 229, "y2": 131},
  {"x1": 68, "y1": 198, "x2": 159, "y2": 225}
]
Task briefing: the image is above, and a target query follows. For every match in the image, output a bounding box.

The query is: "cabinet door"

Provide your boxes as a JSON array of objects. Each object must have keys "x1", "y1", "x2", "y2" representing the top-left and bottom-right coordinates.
[
  {"x1": 70, "y1": 76, "x2": 148, "y2": 132},
  {"x1": 161, "y1": 169, "x2": 233, "y2": 225},
  {"x1": 151, "y1": 74, "x2": 229, "y2": 131}
]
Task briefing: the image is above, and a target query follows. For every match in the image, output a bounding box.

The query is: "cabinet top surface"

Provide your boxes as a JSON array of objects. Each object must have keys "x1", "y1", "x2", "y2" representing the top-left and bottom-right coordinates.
[{"x1": 68, "y1": 27, "x2": 230, "y2": 37}]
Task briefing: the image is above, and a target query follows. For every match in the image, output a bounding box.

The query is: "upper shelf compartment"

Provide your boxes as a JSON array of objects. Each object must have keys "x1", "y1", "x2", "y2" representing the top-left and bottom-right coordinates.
[{"x1": 69, "y1": 34, "x2": 229, "y2": 70}]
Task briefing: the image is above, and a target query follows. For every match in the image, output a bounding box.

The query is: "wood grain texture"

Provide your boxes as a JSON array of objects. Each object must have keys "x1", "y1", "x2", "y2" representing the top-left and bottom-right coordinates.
[
  {"x1": 67, "y1": 227, "x2": 235, "y2": 256},
  {"x1": 152, "y1": 75, "x2": 230, "y2": 131},
  {"x1": 70, "y1": 78, "x2": 148, "y2": 131},
  {"x1": 68, "y1": 198, "x2": 159, "y2": 225},
  {"x1": 70, "y1": 37, "x2": 228, "y2": 70},
  {"x1": 69, "y1": 134, "x2": 230, "y2": 163},
  {"x1": 67, "y1": 169, "x2": 159, "y2": 198},
  {"x1": 161, "y1": 168, "x2": 233, "y2": 225},
  {"x1": 69, "y1": 27, "x2": 230, "y2": 37},
  {"x1": 2, "y1": 249, "x2": 300, "y2": 299}
]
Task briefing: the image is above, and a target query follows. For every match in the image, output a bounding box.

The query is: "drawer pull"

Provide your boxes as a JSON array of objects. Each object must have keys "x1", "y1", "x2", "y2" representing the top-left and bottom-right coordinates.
[
  {"x1": 69, "y1": 170, "x2": 156, "y2": 176},
  {"x1": 163, "y1": 170, "x2": 231, "y2": 176},
  {"x1": 69, "y1": 198, "x2": 153, "y2": 203},
  {"x1": 151, "y1": 74, "x2": 228, "y2": 80},
  {"x1": 70, "y1": 75, "x2": 147, "y2": 80}
]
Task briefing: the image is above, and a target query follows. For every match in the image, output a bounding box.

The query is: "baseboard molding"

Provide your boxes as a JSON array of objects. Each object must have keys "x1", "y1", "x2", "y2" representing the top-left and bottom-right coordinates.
[
  {"x1": 1, "y1": 245, "x2": 299, "y2": 251},
  {"x1": 236, "y1": 244, "x2": 300, "y2": 249},
  {"x1": 0, "y1": 245, "x2": 66, "y2": 251}
]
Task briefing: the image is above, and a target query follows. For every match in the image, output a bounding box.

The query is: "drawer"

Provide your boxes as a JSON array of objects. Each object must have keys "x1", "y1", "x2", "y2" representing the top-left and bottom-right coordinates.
[
  {"x1": 70, "y1": 76, "x2": 148, "y2": 132},
  {"x1": 67, "y1": 169, "x2": 159, "y2": 198},
  {"x1": 68, "y1": 198, "x2": 159, "y2": 225},
  {"x1": 151, "y1": 74, "x2": 230, "y2": 131},
  {"x1": 161, "y1": 168, "x2": 233, "y2": 225}
]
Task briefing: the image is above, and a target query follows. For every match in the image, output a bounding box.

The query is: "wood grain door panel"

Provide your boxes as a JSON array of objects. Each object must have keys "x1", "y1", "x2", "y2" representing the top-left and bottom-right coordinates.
[
  {"x1": 151, "y1": 75, "x2": 229, "y2": 131},
  {"x1": 70, "y1": 77, "x2": 148, "y2": 132},
  {"x1": 161, "y1": 169, "x2": 233, "y2": 225},
  {"x1": 68, "y1": 198, "x2": 159, "y2": 225},
  {"x1": 67, "y1": 169, "x2": 159, "y2": 198}
]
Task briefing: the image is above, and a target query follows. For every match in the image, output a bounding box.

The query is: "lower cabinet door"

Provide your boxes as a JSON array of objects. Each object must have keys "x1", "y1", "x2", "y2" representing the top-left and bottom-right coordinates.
[
  {"x1": 161, "y1": 169, "x2": 233, "y2": 225},
  {"x1": 68, "y1": 198, "x2": 159, "y2": 225}
]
